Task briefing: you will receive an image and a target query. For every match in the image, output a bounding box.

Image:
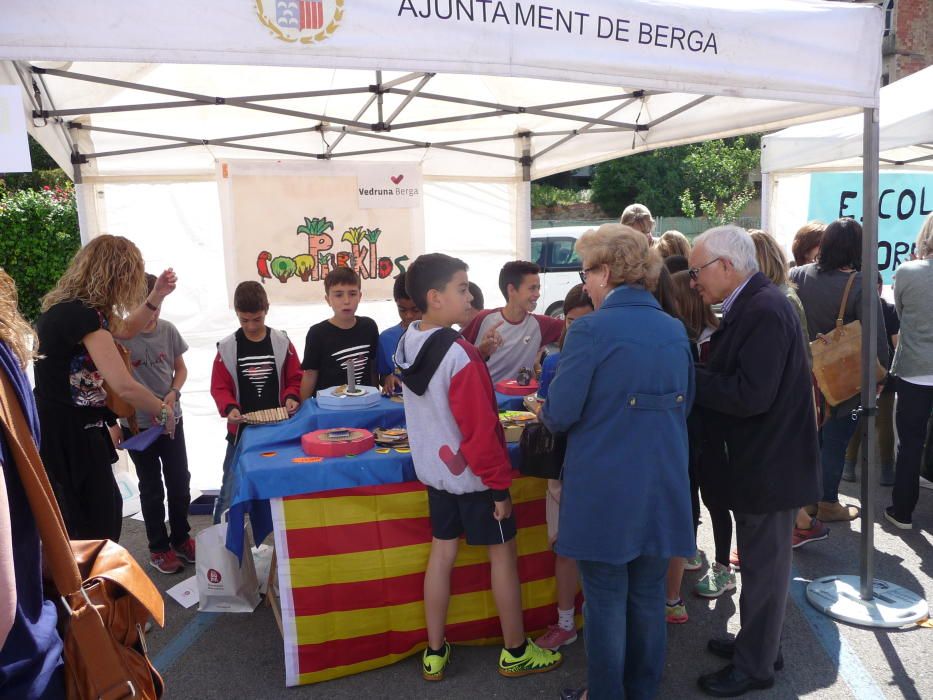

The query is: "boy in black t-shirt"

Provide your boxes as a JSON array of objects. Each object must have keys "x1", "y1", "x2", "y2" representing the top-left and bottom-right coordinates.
[
  {"x1": 210, "y1": 282, "x2": 302, "y2": 522},
  {"x1": 300, "y1": 267, "x2": 379, "y2": 399}
]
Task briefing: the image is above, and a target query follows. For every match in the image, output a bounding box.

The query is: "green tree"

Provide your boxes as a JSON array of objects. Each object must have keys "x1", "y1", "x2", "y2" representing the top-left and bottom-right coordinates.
[
  {"x1": 678, "y1": 137, "x2": 759, "y2": 224},
  {"x1": 0, "y1": 186, "x2": 80, "y2": 320},
  {"x1": 590, "y1": 137, "x2": 759, "y2": 219}
]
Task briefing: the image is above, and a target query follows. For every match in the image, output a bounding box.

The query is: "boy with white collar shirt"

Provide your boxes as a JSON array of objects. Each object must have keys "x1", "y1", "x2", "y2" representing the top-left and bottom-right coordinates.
[{"x1": 462, "y1": 261, "x2": 563, "y2": 383}]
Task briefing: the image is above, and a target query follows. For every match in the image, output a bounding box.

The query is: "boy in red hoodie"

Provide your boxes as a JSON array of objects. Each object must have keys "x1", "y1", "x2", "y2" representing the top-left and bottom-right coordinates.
[
  {"x1": 210, "y1": 281, "x2": 301, "y2": 523},
  {"x1": 395, "y1": 253, "x2": 561, "y2": 682}
]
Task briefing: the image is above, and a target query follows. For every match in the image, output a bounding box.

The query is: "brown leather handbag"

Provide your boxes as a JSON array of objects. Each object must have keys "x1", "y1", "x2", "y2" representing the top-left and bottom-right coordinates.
[
  {"x1": 810, "y1": 272, "x2": 887, "y2": 407},
  {"x1": 0, "y1": 372, "x2": 165, "y2": 700}
]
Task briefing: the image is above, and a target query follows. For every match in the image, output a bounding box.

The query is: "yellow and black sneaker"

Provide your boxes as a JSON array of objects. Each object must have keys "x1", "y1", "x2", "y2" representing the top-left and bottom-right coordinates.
[
  {"x1": 498, "y1": 639, "x2": 562, "y2": 677},
  {"x1": 422, "y1": 641, "x2": 451, "y2": 681}
]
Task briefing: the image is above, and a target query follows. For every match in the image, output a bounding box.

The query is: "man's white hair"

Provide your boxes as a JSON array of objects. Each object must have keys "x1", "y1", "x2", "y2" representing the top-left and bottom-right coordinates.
[{"x1": 694, "y1": 225, "x2": 759, "y2": 276}]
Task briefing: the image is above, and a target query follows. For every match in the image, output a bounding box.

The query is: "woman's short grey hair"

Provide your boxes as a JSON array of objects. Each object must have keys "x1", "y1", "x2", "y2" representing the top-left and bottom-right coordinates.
[{"x1": 694, "y1": 225, "x2": 760, "y2": 276}]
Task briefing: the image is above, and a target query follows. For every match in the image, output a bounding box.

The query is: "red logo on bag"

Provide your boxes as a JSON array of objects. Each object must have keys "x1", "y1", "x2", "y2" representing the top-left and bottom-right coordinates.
[{"x1": 207, "y1": 569, "x2": 222, "y2": 584}]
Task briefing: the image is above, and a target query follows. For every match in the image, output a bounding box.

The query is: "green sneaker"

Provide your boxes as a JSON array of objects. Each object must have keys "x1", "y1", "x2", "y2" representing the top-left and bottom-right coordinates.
[
  {"x1": 694, "y1": 562, "x2": 736, "y2": 599},
  {"x1": 685, "y1": 549, "x2": 704, "y2": 571},
  {"x1": 422, "y1": 641, "x2": 451, "y2": 681},
  {"x1": 498, "y1": 639, "x2": 562, "y2": 677}
]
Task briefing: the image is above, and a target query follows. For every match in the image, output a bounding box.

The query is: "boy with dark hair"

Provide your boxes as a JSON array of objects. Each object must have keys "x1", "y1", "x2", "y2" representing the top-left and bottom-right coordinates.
[
  {"x1": 210, "y1": 281, "x2": 302, "y2": 522},
  {"x1": 300, "y1": 267, "x2": 380, "y2": 399},
  {"x1": 395, "y1": 253, "x2": 561, "y2": 682},
  {"x1": 462, "y1": 260, "x2": 563, "y2": 383},
  {"x1": 462, "y1": 281, "x2": 484, "y2": 327},
  {"x1": 377, "y1": 272, "x2": 422, "y2": 395},
  {"x1": 119, "y1": 273, "x2": 194, "y2": 574}
]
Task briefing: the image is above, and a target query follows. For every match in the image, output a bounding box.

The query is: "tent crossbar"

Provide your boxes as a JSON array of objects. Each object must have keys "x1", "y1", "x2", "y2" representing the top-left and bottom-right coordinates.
[
  {"x1": 32, "y1": 66, "x2": 372, "y2": 105},
  {"x1": 33, "y1": 66, "x2": 215, "y2": 103},
  {"x1": 326, "y1": 93, "x2": 379, "y2": 155},
  {"x1": 70, "y1": 122, "x2": 328, "y2": 149},
  {"x1": 215, "y1": 142, "x2": 323, "y2": 159},
  {"x1": 385, "y1": 73, "x2": 434, "y2": 126},
  {"x1": 23, "y1": 63, "x2": 80, "y2": 158},
  {"x1": 533, "y1": 90, "x2": 656, "y2": 111},
  {"x1": 220, "y1": 99, "x2": 365, "y2": 129},
  {"x1": 327, "y1": 144, "x2": 426, "y2": 158},
  {"x1": 534, "y1": 97, "x2": 639, "y2": 160},
  {"x1": 885, "y1": 153, "x2": 933, "y2": 166},
  {"x1": 328, "y1": 127, "x2": 517, "y2": 161},
  {"x1": 390, "y1": 110, "x2": 514, "y2": 130},
  {"x1": 68, "y1": 122, "x2": 203, "y2": 145},
  {"x1": 39, "y1": 100, "x2": 205, "y2": 118},
  {"x1": 380, "y1": 72, "x2": 432, "y2": 89},
  {"x1": 645, "y1": 95, "x2": 713, "y2": 128},
  {"x1": 79, "y1": 142, "x2": 195, "y2": 160}
]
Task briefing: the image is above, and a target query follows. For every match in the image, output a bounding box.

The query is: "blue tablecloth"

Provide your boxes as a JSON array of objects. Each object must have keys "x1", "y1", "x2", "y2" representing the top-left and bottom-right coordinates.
[{"x1": 226, "y1": 395, "x2": 523, "y2": 556}]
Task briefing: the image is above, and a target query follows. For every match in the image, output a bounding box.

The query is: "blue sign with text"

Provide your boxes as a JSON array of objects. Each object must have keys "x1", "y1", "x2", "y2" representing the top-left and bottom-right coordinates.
[{"x1": 807, "y1": 172, "x2": 933, "y2": 283}]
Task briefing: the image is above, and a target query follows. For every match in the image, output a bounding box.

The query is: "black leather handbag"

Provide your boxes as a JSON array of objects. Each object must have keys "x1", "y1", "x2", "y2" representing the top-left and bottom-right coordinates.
[{"x1": 519, "y1": 422, "x2": 566, "y2": 480}]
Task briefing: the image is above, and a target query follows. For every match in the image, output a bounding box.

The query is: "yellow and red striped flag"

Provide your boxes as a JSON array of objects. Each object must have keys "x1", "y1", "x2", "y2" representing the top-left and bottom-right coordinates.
[{"x1": 270, "y1": 474, "x2": 577, "y2": 686}]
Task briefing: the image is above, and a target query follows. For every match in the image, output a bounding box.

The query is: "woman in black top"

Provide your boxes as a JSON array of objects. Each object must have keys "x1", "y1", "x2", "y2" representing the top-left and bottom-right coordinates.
[{"x1": 34, "y1": 235, "x2": 177, "y2": 541}]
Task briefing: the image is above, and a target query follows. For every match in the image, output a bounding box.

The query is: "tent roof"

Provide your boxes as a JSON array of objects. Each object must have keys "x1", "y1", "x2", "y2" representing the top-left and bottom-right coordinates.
[
  {"x1": 1, "y1": 0, "x2": 882, "y2": 180},
  {"x1": 761, "y1": 66, "x2": 933, "y2": 173}
]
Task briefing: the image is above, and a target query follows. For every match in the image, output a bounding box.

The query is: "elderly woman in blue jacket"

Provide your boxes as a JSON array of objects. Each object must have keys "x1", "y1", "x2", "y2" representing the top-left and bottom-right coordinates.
[{"x1": 542, "y1": 224, "x2": 695, "y2": 700}]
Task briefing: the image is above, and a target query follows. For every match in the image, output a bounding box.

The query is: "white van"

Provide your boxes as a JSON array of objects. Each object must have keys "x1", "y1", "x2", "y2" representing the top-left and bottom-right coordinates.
[{"x1": 530, "y1": 225, "x2": 592, "y2": 318}]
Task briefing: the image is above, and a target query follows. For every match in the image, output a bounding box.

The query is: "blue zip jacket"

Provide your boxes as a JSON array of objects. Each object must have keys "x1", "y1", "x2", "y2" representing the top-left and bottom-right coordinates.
[{"x1": 541, "y1": 285, "x2": 696, "y2": 565}]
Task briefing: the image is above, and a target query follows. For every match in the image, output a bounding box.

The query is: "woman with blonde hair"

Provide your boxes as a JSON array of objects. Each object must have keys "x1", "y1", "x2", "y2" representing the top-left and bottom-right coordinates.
[
  {"x1": 34, "y1": 235, "x2": 178, "y2": 542},
  {"x1": 620, "y1": 203, "x2": 656, "y2": 246},
  {"x1": 0, "y1": 269, "x2": 65, "y2": 697},
  {"x1": 656, "y1": 230, "x2": 692, "y2": 259},
  {"x1": 542, "y1": 224, "x2": 693, "y2": 700},
  {"x1": 885, "y1": 214, "x2": 933, "y2": 529}
]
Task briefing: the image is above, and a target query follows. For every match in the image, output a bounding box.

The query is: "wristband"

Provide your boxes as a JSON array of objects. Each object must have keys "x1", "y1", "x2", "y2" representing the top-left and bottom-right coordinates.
[
  {"x1": 170, "y1": 386, "x2": 181, "y2": 399},
  {"x1": 158, "y1": 403, "x2": 168, "y2": 426},
  {"x1": 145, "y1": 300, "x2": 159, "y2": 312}
]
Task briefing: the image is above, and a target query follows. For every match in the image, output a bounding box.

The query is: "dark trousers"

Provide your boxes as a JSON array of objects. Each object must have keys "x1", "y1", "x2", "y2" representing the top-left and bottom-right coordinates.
[
  {"x1": 125, "y1": 418, "x2": 191, "y2": 552},
  {"x1": 578, "y1": 556, "x2": 668, "y2": 700},
  {"x1": 732, "y1": 508, "x2": 795, "y2": 681},
  {"x1": 892, "y1": 379, "x2": 933, "y2": 520}
]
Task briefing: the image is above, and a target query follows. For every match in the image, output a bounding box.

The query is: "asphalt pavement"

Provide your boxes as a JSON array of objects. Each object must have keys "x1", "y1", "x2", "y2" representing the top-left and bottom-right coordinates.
[{"x1": 132, "y1": 475, "x2": 933, "y2": 700}]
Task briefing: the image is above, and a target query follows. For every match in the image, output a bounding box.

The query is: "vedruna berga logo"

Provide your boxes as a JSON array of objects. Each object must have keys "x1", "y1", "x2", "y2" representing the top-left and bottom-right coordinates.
[{"x1": 256, "y1": 0, "x2": 345, "y2": 45}]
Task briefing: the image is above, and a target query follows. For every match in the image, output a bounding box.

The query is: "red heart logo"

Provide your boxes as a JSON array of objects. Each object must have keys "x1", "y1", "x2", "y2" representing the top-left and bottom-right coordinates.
[{"x1": 390, "y1": 174, "x2": 404, "y2": 185}]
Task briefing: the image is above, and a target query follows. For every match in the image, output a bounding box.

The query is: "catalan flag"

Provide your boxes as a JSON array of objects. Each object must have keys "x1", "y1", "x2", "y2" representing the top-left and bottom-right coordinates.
[
  {"x1": 270, "y1": 474, "x2": 579, "y2": 686},
  {"x1": 300, "y1": 0, "x2": 324, "y2": 30}
]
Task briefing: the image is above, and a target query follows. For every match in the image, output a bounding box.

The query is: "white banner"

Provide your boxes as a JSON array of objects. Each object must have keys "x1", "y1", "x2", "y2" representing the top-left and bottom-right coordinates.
[
  {"x1": 0, "y1": 1, "x2": 880, "y2": 106},
  {"x1": 218, "y1": 160, "x2": 424, "y2": 304},
  {"x1": 0, "y1": 85, "x2": 30, "y2": 172}
]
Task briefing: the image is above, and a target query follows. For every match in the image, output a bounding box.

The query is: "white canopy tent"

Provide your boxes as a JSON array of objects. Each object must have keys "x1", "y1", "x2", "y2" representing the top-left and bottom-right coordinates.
[
  {"x1": 762, "y1": 66, "x2": 933, "y2": 243},
  {"x1": 2, "y1": 1, "x2": 884, "y2": 532}
]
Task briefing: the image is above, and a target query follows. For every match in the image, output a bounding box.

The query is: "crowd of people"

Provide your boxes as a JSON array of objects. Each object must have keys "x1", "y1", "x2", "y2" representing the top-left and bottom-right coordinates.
[{"x1": 1, "y1": 206, "x2": 932, "y2": 699}]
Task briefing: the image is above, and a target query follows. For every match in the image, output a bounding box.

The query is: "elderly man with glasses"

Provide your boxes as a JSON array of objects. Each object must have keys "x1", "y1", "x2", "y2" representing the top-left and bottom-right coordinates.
[{"x1": 688, "y1": 226, "x2": 820, "y2": 697}]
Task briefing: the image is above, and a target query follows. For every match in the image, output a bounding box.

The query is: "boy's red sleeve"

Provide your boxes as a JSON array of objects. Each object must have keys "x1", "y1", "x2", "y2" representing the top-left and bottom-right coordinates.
[
  {"x1": 280, "y1": 342, "x2": 303, "y2": 404},
  {"x1": 447, "y1": 342, "x2": 511, "y2": 494},
  {"x1": 210, "y1": 351, "x2": 238, "y2": 416},
  {"x1": 461, "y1": 309, "x2": 495, "y2": 344},
  {"x1": 536, "y1": 314, "x2": 565, "y2": 346}
]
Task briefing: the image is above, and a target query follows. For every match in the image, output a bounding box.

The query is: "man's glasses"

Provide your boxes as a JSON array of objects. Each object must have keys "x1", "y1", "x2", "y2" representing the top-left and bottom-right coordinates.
[
  {"x1": 688, "y1": 257, "x2": 722, "y2": 281},
  {"x1": 579, "y1": 266, "x2": 599, "y2": 283}
]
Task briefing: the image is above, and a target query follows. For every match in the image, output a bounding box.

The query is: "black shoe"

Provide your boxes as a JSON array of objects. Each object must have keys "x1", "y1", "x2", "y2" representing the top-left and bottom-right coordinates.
[
  {"x1": 560, "y1": 689, "x2": 586, "y2": 700},
  {"x1": 884, "y1": 506, "x2": 912, "y2": 530},
  {"x1": 707, "y1": 639, "x2": 784, "y2": 671},
  {"x1": 698, "y1": 664, "x2": 774, "y2": 697}
]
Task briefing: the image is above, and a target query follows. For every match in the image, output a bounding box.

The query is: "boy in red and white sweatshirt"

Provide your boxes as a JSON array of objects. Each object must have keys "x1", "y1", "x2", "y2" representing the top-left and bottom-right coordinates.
[
  {"x1": 209, "y1": 281, "x2": 302, "y2": 523},
  {"x1": 395, "y1": 253, "x2": 561, "y2": 682}
]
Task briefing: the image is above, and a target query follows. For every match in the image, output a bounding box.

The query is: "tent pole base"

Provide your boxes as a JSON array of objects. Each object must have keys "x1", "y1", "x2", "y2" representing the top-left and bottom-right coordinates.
[{"x1": 806, "y1": 575, "x2": 928, "y2": 628}]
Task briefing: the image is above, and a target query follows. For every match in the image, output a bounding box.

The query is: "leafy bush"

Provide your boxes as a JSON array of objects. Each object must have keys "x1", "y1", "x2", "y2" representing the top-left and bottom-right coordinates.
[
  {"x1": 591, "y1": 137, "x2": 760, "y2": 219},
  {"x1": 531, "y1": 184, "x2": 587, "y2": 208},
  {"x1": 0, "y1": 185, "x2": 80, "y2": 320}
]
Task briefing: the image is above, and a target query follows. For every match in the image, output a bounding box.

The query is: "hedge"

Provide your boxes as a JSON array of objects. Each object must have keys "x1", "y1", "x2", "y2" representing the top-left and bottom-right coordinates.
[{"x1": 0, "y1": 185, "x2": 80, "y2": 321}]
